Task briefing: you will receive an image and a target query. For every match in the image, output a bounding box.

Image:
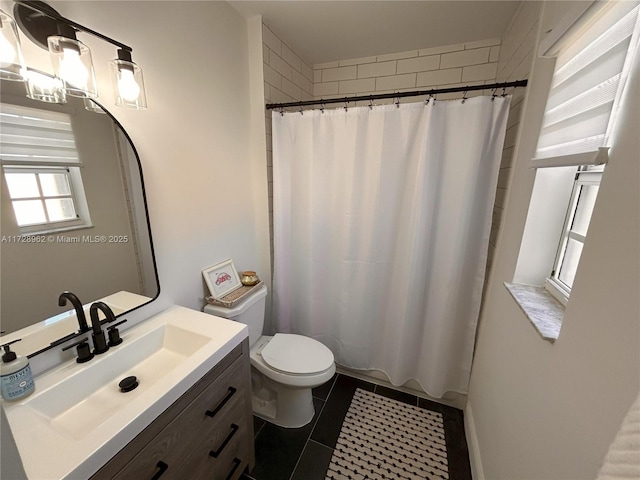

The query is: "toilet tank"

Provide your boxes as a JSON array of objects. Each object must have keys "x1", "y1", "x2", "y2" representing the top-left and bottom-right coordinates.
[{"x1": 203, "y1": 284, "x2": 267, "y2": 346}]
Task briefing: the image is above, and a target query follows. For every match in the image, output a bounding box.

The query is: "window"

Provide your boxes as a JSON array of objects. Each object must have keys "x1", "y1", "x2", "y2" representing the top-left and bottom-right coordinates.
[
  {"x1": 534, "y1": 2, "x2": 639, "y2": 303},
  {"x1": 534, "y1": 2, "x2": 639, "y2": 162},
  {"x1": 5, "y1": 165, "x2": 80, "y2": 225},
  {"x1": 0, "y1": 103, "x2": 92, "y2": 234},
  {"x1": 546, "y1": 167, "x2": 603, "y2": 304}
]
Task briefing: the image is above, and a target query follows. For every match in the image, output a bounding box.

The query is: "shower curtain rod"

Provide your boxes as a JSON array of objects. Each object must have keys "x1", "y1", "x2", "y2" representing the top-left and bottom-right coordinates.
[{"x1": 266, "y1": 79, "x2": 528, "y2": 110}]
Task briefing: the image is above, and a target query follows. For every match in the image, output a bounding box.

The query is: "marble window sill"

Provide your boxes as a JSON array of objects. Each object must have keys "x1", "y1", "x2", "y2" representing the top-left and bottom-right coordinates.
[{"x1": 504, "y1": 282, "x2": 565, "y2": 343}]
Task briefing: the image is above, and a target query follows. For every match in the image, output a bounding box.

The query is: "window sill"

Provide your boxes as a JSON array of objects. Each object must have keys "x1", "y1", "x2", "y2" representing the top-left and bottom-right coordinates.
[
  {"x1": 20, "y1": 223, "x2": 94, "y2": 237},
  {"x1": 504, "y1": 282, "x2": 565, "y2": 343}
]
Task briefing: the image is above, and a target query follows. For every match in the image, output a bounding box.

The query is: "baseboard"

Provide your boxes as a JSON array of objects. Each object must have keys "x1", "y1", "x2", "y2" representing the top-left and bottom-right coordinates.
[{"x1": 465, "y1": 401, "x2": 485, "y2": 480}]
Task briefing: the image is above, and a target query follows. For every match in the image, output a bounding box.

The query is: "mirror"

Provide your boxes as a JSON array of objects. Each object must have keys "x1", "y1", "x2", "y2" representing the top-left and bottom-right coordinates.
[{"x1": 0, "y1": 75, "x2": 159, "y2": 357}]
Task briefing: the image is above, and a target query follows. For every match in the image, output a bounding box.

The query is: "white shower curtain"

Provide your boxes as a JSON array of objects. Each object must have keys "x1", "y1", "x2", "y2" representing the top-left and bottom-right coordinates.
[{"x1": 272, "y1": 96, "x2": 510, "y2": 397}]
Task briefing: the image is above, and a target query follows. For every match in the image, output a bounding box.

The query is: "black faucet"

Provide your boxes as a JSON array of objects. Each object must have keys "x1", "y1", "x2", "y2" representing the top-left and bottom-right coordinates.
[
  {"x1": 89, "y1": 302, "x2": 116, "y2": 355},
  {"x1": 58, "y1": 291, "x2": 90, "y2": 333}
]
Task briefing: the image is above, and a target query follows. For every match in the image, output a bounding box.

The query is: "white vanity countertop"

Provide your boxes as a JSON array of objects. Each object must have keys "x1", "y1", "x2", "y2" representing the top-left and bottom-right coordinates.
[{"x1": 2, "y1": 305, "x2": 247, "y2": 480}]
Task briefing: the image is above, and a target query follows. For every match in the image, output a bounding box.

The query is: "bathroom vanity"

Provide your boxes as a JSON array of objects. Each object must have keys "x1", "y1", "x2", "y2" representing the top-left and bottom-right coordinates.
[
  {"x1": 2, "y1": 306, "x2": 254, "y2": 480},
  {"x1": 91, "y1": 341, "x2": 253, "y2": 480}
]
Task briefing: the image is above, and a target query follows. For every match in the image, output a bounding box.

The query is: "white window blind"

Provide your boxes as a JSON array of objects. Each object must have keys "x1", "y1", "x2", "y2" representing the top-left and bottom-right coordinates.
[
  {"x1": 533, "y1": 2, "x2": 640, "y2": 163},
  {"x1": 0, "y1": 103, "x2": 80, "y2": 166}
]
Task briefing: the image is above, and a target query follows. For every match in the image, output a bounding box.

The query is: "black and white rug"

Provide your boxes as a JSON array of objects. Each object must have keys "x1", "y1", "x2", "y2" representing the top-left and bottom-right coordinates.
[{"x1": 325, "y1": 388, "x2": 449, "y2": 480}]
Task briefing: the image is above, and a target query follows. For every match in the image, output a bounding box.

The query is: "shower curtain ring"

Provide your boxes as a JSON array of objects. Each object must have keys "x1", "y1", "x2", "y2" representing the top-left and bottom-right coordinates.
[
  {"x1": 502, "y1": 86, "x2": 507, "y2": 97},
  {"x1": 461, "y1": 90, "x2": 468, "y2": 104},
  {"x1": 395, "y1": 95, "x2": 400, "y2": 108},
  {"x1": 491, "y1": 88, "x2": 498, "y2": 101},
  {"x1": 344, "y1": 99, "x2": 349, "y2": 112},
  {"x1": 320, "y1": 102, "x2": 325, "y2": 114},
  {"x1": 279, "y1": 107, "x2": 284, "y2": 117},
  {"x1": 369, "y1": 96, "x2": 373, "y2": 110},
  {"x1": 299, "y1": 103, "x2": 304, "y2": 115}
]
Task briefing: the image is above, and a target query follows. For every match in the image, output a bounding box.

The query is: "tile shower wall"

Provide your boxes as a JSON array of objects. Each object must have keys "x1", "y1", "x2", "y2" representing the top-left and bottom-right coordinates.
[
  {"x1": 262, "y1": 23, "x2": 314, "y2": 267},
  {"x1": 312, "y1": 38, "x2": 501, "y2": 101},
  {"x1": 489, "y1": 2, "x2": 539, "y2": 276}
]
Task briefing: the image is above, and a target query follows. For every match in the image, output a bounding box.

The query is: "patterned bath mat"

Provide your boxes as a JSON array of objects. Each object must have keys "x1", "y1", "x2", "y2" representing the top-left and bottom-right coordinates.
[{"x1": 325, "y1": 389, "x2": 449, "y2": 480}]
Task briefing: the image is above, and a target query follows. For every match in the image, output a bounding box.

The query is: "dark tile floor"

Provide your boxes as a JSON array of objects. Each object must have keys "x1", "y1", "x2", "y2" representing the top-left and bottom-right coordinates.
[{"x1": 240, "y1": 373, "x2": 472, "y2": 480}]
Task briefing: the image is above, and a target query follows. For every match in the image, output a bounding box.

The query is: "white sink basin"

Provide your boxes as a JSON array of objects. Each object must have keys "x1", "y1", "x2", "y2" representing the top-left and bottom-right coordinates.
[
  {"x1": 2, "y1": 305, "x2": 247, "y2": 480},
  {"x1": 25, "y1": 324, "x2": 210, "y2": 440}
]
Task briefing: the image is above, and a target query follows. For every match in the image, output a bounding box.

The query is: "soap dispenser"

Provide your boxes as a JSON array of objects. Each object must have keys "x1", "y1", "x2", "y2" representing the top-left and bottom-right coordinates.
[{"x1": 0, "y1": 339, "x2": 35, "y2": 401}]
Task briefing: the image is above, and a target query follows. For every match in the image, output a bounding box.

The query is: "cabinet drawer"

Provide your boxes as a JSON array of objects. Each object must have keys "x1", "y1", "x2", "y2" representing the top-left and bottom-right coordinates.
[
  {"x1": 179, "y1": 400, "x2": 251, "y2": 480},
  {"x1": 112, "y1": 355, "x2": 245, "y2": 480}
]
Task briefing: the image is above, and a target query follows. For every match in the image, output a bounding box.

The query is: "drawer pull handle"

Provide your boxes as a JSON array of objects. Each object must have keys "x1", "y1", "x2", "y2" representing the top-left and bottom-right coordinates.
[
  {"x1": 209, "y1": 423, "x2": 239, "y2": 458},
  {"x1": 225, "y1": 458, "x2": 242, "y2": 480},
  {"x1": 150, "y1": 461, "x2": 168, "y2": 480},
  {"x1": 205, "y1": 386, "x2": 237, "y2": 418}
]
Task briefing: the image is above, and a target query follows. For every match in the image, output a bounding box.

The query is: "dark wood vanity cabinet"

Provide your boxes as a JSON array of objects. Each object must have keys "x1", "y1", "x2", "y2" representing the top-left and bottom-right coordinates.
[{"x1": 91, "y1": 340, "x2": 254, "y2": 480}]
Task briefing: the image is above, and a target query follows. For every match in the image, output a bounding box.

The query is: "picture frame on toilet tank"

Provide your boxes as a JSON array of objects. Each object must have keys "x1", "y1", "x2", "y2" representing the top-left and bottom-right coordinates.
[{"x1": 202, "y1": 259, "x2": 242, "y2": 299}]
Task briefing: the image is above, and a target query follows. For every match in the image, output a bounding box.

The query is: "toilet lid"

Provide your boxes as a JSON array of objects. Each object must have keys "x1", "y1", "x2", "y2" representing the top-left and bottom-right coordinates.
[{"x1": 261, "y1": 334, "x2": 334, "y2": 375}]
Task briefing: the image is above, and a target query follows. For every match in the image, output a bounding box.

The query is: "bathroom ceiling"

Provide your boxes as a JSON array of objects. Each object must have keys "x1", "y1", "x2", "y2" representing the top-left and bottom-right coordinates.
[{"x1": 229, "y1": 1, "x2": 523, "y2": 65}]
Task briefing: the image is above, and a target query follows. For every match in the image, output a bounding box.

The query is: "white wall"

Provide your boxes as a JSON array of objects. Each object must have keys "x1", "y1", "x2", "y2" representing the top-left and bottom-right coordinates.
[
  {"x1": 467, "y1": 2, "x2": 640, "y2": 479},
  {"x1": 9, "y1": 1, "x2": 271, "y2": 320}
]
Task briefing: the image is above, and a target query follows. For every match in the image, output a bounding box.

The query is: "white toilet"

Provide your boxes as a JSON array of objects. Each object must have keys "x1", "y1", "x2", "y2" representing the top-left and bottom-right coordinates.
[{"x1": 204, "y1": 284, "x2": 335, "y2": 428}]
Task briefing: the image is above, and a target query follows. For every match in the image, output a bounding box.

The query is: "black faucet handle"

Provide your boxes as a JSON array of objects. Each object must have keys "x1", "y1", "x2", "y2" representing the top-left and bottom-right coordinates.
[
  {"x1": 50, "y1": 332, "x2": 79, "y2": 347},
  {"x1": 108, "y1": 319, "x2": 128, "y2": 329},
  {"x1": 107, "y1": 319, "x2": 127, "y2": 347},
  {"x1": 62, "y1": 337, "x2": 94, "y2": 363},
  {"x1": 100, "y1": 315, "x2": 125, "y2": 327}
]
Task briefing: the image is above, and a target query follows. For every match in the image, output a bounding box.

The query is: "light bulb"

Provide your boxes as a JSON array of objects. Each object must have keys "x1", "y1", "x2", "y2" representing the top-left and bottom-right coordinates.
[
  {"x1": 117, "y1": 68, "x2": 140, "y2": 102},
  {"x1": 109, "y1": 53, "x2": 147, "y2": 109},
  {"x1": 59, "y1": 48, "x2": 88, "y2": 89},
  {"x1": 0, "y1": 32, "x2": 16, "y2": 67},
  {"x1": 28, "y1": 70, "x2": 57, "y2": 90}
]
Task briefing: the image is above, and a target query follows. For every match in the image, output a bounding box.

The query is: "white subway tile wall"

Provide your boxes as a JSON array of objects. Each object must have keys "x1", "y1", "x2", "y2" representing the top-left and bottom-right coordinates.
[
  {"x1": 262, "y1": 23, "x2": 314, "y2": 261},
  {"x1": 262, "y1": 23, "x2": 314, "y2": 104},
  {"x1": 313, "y1": 38, "x2": 500, "y2": 99},
  {"x1": 486, "y1": 2, "x2": 540, "y2": 280}
]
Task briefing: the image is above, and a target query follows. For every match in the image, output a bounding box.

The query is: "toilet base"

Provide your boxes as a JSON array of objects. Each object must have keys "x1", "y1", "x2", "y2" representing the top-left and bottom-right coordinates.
[{"x1": 250, "y1": 369, "x2": 316, "y2": 428}]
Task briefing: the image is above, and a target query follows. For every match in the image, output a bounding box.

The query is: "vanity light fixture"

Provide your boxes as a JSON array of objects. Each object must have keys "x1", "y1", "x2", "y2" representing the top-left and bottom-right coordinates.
[
  {"x1": 0, "y1": 9, "x2": 27, "y2": 81},
  {"x1": 48, "y1": 33, "x2": 97, "y2": 98},
  {"x1": 11, "y1": 0, "x2": 147, "y2": 109},
  {"x1": 83, "y1": 97, "x2": 106, "y2": 114},
  {"x1": 109, "y1": 48, "x2": 147, "y2": 109},
  {"x1": 25, "y1": 67, "x2": 66, "y2": 103}
]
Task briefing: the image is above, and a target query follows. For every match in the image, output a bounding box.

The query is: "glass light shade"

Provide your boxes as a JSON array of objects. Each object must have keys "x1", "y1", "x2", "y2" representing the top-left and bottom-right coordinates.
[
  {"x1": 83, "y1": 98, "x2": 106, "y2": 114},
  {"x1": 109, "y1": 59, "x2": 147, "y2": 109},
  {"x1": 48, "y1": 36, "x2": 97, "y2": 98},
  {"x1": 26, "y1": 70, "x2": 66, "y2": 104},
  {"x1": 0, "y1": 10, "x2": 26, "y2": 81}
]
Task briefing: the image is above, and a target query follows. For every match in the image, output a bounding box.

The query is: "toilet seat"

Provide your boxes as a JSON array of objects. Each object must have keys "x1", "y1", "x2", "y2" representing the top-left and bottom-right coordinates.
[{"x1": 260, "y1": 333, "x2": 334, "y2": 375}]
